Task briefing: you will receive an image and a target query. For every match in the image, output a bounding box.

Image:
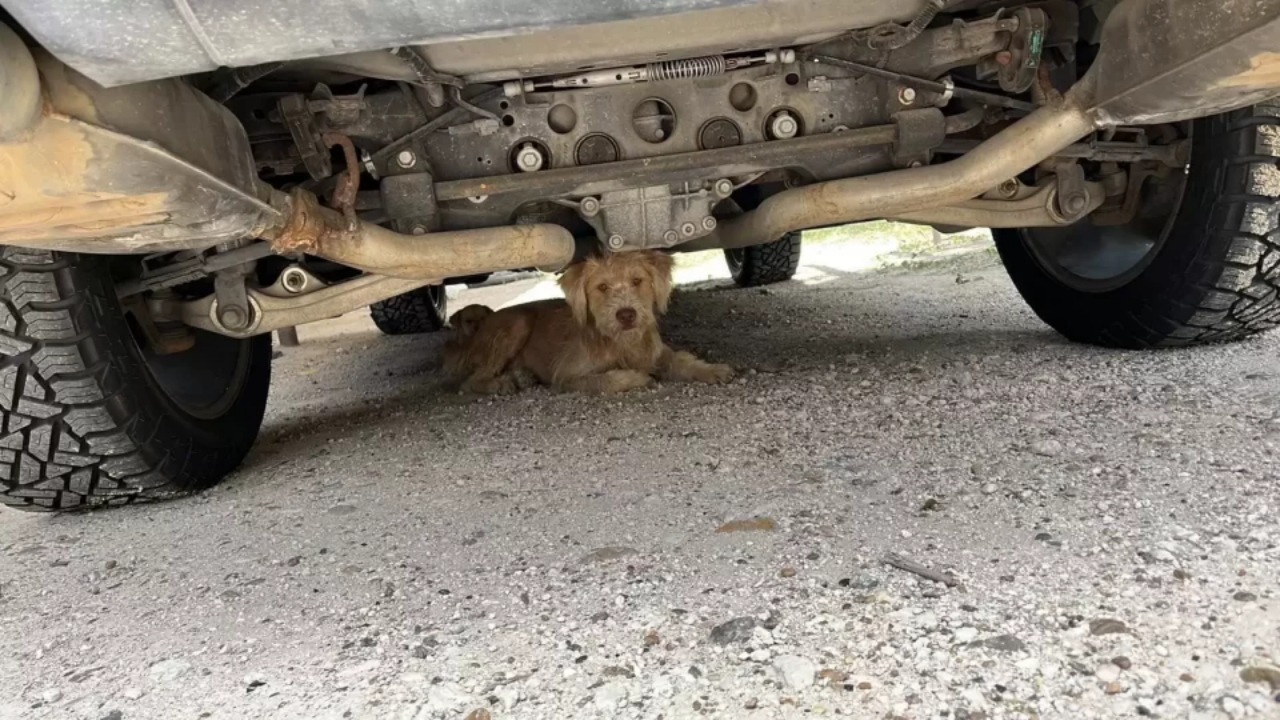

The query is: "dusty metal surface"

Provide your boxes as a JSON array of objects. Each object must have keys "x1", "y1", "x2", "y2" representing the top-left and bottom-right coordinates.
[
  {"x1": 1086, "y1": 0, "x2": 1280, "y2": 124},
  {"x1": 180, "y1": 273, "x2": 432, "y2": 338},
  {"x1": 431, "y1": 124, "x2": 900, "y2": 203},
  {"x1": 0, "y1": 0, "x2": 924, "y2": 87},
  {"x1": 0, "y1": 116, "x2": 274, "y2": 252},
  {"x1": 266, "y1": 189, "x2": 576, "y2": 280},
  {"x1": 886, "y1": 180, "x2": 1107, "y2": 229},
  {"x1": 684, "y1": 89, "x2": 1097, "y2": 251},
  {"x1": 0, "y1": 22, "x2": 39, "y2": 141},
  {"x1": 0, "y1": 50, "x2": 274, "y2": 252}
]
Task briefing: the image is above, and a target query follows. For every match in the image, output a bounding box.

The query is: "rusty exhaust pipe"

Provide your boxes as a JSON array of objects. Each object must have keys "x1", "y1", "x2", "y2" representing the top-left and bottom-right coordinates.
[
  {"x1": 685, "y1": 87, "x2": 1099, "y2": 251},
  {"x1": 263, "y1": 189, "x2": 575, "y2": 278}
]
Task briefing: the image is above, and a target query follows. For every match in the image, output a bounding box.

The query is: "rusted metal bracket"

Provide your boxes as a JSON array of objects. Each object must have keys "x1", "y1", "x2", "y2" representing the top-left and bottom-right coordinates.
[
  {"x1": 322, "y1": 132, "x2": 360, "y2": 231},
  {"x1": 999, "y1": 7, "x2": 1048, "y2": 94}
]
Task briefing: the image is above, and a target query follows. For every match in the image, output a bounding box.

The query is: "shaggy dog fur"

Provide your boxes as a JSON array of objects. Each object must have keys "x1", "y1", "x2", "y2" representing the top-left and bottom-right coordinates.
[
  {"x1": 443, "y1": 251, "x2": 733, "y2": 394},
  {"x1": 441, "y1": 304, "x2": 494, "y2": 380}
]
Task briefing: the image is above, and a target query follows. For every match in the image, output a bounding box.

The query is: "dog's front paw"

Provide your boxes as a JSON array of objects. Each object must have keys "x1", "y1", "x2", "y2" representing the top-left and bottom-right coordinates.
[
  {"x1": 606, "y1": 369, "x2": 655, "y2": 393},
  {"x1": 695, "y1": 362, "x2": 735, "y2": 384}
]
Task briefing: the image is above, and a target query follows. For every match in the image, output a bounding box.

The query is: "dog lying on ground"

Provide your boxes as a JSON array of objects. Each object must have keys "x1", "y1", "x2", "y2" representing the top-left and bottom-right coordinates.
[
  {"x1": 443, "y1": 250, "x2": 733, "y2": 394},
  {"x1": 441, "y1": 303, "x2": 494, "y2": 380}
]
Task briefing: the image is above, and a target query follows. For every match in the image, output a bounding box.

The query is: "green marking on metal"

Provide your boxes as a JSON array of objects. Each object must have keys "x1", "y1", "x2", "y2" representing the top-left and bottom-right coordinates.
[{"x1": 1027, "y1": 29, "x2": 1044, "y2": 68}]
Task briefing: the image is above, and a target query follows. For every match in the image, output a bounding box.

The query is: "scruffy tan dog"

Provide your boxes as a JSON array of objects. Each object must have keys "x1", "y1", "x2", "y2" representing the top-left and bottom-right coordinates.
[
  {"x1": 441, "y1": 304, "x2": 494, "y2": 380},
  {"x1": 445, "y1": 251, "x2": 733, "y2": 394}
]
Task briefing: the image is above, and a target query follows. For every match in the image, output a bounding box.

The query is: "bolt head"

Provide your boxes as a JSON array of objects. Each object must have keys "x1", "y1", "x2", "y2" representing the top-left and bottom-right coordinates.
[
  {"x1": 714, "y1": 179, "x2": 734, "y2": 198},
  {"x1": 1065, "y1": 194, "x2": 1087, "y2": 214},
  {"x1": 769, "y1": 112, "x2": 798, "y2": 140},
  {"x1": 898, "y1": 87, "x2": 917, "y2": 105},
  {"x1": 515, "y1": 144, "x2": 545, "y2": 172},
  {"x1": 680, "y1": 222, "x2": 697, "y2": 237},
  {"x1": 662, "y1": 230, "x2": 680, "y2": 244},
  {"x1": 218, "y1": 306, "x2": 247, "y2": 330},
  {"x1": 580, "y1": 197, "x2": 600, "y2": 216},
  {"x1": 395, "y1": 149, "x2": 416, "y2": 168},
  {"x1": 410, "y1": 225, "x2": 428, "y2": 235},
  {"x1": 607, "y1": 234, "x2": 625, "y2": 249},
  {"x1": 701, "y1": 216, "x2": 717, "y2": 231}
]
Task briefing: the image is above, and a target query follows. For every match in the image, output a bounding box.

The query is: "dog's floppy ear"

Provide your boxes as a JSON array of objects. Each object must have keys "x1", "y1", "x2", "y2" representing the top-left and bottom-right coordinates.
[
  {"x1": 558, "y1": 259, "x2": 594, "y2": 326},
  {"x1": 644, "y1": 251, "x2": 675, "y2": 314}
]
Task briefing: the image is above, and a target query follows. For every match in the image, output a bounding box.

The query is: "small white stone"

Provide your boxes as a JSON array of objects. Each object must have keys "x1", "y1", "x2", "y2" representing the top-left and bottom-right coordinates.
[
  {"x1": 40, "y1": 689, "x2": 62, "y2": 704},
  {"x1": 982, "y1": 483, "x2": 999, "y2": 495},
  {"x1": 1015, "y1": 657, "x2": 1040, "y2": 672},
  {"x1": 773, "y1": 655, "x2": 816, "y2": 691},
  {"x1": 493, "y1": 685, "x2": 521, "y2": 710},
  {"x1": 953, "y1": 627, "x2": 979, "y2": 644},
  {"x1": 594, "y1": 682, "x2": 628, "y2": 711},
  {"x1": 338, "y1": 659, "x2": 380, "y2": 677},
  {"x1": 749, "y1": 648, "x2": 772, "y2": 663},
  {"x1": 1096, "y1": 664, "x2": 1121, "y2": 683},
  {"x1": 1030, "y1": 439, "x2": 1063, "y2": 456},
  {"x1": 148, "y1": 659, "x2": 192, "y2": 684},
  {"x1": 1220, "y1": 696, "x2": 1245, "y2": 718},
  {"x1": 121, "y1": 688, "x2": 143, "y2": 701},
  {"x1": 651, "y1": 674, "x2": 674, "y2": 698},
  {"x1": 750, "y1": 626, "x2": 774, "y2": 647}
]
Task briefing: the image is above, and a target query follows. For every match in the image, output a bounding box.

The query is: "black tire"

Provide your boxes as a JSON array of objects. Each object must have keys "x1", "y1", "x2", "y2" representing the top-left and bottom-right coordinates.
[
  {"x1": 0, "y1": 248, "x2": 271, "y2": 512},
  {"x1": 369, "y1": 285, "x2": 447, "y2": 335},
  {"x1": 725, "y1": 232, "x2": 802, "y2": 287},
  {"x1": 994, "y1": 101, "x2": 1280, "y2": 348}
]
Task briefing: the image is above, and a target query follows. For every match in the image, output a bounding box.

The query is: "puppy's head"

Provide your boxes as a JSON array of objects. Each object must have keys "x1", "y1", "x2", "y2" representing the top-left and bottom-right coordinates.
[
  {"x1": 449, "y1": 304, "x2": 493, "y2": 340},
  {"x1": 559, "y1": 250, "x2": 674, "y2": 337}
]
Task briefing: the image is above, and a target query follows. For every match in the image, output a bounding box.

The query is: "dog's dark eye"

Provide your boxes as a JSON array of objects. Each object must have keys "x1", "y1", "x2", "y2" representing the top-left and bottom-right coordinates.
[
  {"x1": 631, "y1": 277, "x2": 642, "y2": 287},
  {"x1": 596, "y1": 283, "x2": 609, "y2": 293}
]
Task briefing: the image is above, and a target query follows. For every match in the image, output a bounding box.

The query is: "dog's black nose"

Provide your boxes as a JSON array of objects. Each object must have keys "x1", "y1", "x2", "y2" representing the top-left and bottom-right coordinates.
[{"x1": 616, "y1": 308, "x2": 637, "y2": 326}]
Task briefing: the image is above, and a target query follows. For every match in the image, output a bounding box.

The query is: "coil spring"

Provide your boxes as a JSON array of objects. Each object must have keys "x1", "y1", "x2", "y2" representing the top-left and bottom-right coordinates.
[{"x1": 647, "y1": 55, "x2": 727, "y2": 81}]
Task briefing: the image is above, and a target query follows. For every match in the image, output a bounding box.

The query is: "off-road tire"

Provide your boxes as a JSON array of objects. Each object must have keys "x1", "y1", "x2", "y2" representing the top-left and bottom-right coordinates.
[
  {"x1": 995, "y1": 101, "x2": 1280, "y2": 348},
  {"x1": 370, "y1": 285, "x2": 447, "y2": 335},
  {"x1": 0, "y1": 248, "x2": 271, "y2": 512},
  {"x1": 725, "y1": 232, "x2": 802, "y2": 287}
]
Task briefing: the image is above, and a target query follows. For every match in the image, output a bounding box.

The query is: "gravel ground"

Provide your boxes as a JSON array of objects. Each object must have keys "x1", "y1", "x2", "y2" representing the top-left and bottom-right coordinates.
[{"x1": 2, "y1": 244, "x2": 1279, "y2": 720}]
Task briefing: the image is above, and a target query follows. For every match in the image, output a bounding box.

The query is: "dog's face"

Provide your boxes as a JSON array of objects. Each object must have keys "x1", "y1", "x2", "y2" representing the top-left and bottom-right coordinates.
[
  {"x1": 449, "y1": 304, "x2": 493, "y2": 340},
  {"x1": 559, "y1": 250, "x2": 674, "y2": 337}
]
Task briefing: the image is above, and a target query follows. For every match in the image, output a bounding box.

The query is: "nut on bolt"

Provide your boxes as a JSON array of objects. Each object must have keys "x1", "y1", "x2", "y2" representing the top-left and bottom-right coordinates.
[
  {"x1": 607, "y1": 234, "x2": 625, "y2": 250},
  {"x1": 701, "y1": 216, "x2": 718, "y2": 231},
  {"x1": 580, "y1": 197, "x2": 601, "y2": 217},
  {"x1": 280, "y1": 267, "x2": 308, "y2": 294},
  {"x1": 713, "y1": 179, "x2": 734, "y2": 198},
  {"x1": 897, "y1": 86, "x2": 917, "y2": 105},
  {"x1": 395, "y1": 149, "x2": 416, "y2": 169},
  {"x1": 662, "y1": 230, "x2": 680, "y2": 244},
  {"x1": 680, "y1": 222, "x2": 698, "y2": 237}
]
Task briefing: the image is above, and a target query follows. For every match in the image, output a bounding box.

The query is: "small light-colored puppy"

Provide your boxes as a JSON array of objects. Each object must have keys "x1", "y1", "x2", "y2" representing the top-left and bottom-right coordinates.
[{"x1": 446, "y1": 250, "x2": 733, "y2": 394}]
